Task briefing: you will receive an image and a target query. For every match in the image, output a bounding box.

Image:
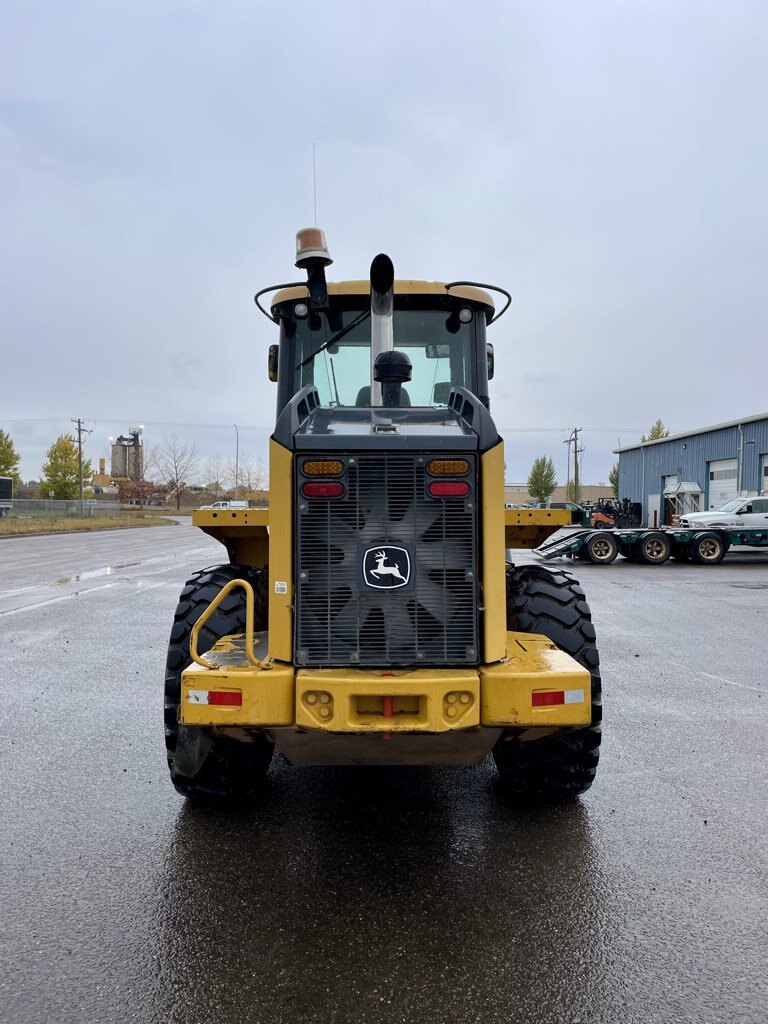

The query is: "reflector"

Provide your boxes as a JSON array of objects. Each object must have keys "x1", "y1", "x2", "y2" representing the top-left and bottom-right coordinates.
[
  {"x1": 208, "y1": 691, "x2": 243, "y2": 707},
  {"x1": 532, "y1": 691, "x2": 565, "y2": 707}
]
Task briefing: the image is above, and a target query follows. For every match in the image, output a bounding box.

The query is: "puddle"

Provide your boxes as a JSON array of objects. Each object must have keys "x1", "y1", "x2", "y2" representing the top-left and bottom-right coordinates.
[{"x1": 55, "y1": 561, "x2": 146, "y2": 585}]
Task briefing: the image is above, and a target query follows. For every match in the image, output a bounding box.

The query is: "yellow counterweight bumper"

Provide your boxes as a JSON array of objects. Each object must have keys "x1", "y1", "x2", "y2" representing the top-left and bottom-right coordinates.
[{"x1": 180, "y1": 632, "x2": 591, "y2": 731}]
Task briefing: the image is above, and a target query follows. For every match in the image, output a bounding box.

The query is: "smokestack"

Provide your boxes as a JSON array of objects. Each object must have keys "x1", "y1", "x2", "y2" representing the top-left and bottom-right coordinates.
[{"x1": 369, "y1": 253, "x2": 395, "y2": 407}]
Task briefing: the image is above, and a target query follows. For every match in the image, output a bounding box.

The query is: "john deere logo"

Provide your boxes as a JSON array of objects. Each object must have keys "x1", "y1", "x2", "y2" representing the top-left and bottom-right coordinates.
[{"x1": 362, "y1": 546, "x2": 411, "y2": 589}]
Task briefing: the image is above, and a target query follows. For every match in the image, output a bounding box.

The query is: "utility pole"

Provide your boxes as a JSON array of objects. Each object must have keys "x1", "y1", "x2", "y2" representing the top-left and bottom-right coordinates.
[
  {"x1": 573, "y1": 426, "x2": 583, "y2": 504},
  {"x1": 563, "y1": 434, "x2": 572, "y2": 500},
  {"x1": 71, "y1": 418, "x2": 93, "y2": 516},
  {"x1": 561, "y1": 425, "x2": 581, "y2": 501},
  {"x1": 233, "y1": 424, "x2": 240, "y2": 500}
]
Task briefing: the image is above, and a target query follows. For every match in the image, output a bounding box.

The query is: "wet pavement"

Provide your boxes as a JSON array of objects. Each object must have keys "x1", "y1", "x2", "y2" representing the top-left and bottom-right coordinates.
[{"x1": 1, "y1": 525, "x2": 767, "y2": 1023}]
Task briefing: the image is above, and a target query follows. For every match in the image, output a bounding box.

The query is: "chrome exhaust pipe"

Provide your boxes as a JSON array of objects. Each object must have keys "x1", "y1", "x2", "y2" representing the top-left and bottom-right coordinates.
[{"x1": 369, "y1": 253, "x2": 394, "y2": 407}]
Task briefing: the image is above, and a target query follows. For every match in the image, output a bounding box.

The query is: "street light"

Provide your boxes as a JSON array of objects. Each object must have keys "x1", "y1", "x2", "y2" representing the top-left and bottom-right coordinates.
[{"x1": 233, "y1": 424, "x2": 240, "y2": 500}]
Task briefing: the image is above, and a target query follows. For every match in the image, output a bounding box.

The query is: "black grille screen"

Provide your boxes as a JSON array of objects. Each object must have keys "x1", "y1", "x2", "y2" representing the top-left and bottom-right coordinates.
[{"x1": 295, "y1": 454, "x2": 478, "y2": 667}]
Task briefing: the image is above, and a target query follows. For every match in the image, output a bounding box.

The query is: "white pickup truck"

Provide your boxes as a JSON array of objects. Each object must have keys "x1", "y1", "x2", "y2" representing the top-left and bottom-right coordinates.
[
  {"x1": 199, "y1": 500, "x2": 248, "y2": 510},
  {"x1": 680, "y1": 496, "x2": 768, "y2": 529}
]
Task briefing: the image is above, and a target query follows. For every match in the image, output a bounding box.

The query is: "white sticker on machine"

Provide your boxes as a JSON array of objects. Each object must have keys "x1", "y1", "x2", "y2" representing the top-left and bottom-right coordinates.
[
  {"x1": 564, "y1": 689, "x2": 585, "y2": 704},
  {"x1": 274, "y1": 581, "x2": 288, "y2": 594}
]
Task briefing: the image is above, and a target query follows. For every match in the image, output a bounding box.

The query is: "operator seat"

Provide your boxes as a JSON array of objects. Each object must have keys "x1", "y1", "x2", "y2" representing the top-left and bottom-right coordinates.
[{"x1": 354, "y1": 386, "x2": 411, "y2": 407}]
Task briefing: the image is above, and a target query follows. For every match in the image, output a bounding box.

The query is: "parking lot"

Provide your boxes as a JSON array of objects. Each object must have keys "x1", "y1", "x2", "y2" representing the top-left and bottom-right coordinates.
[{"x1": 1, "y1": 524, "x2": 767, "y2": 1023}]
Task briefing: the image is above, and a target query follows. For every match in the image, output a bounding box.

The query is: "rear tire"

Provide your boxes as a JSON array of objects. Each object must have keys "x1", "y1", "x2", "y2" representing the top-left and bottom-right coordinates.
[
  {"x1": 493, "y1": 565, "x2": 602, "y2": 799},
  {"x1": 165, "y1": 564, "x2": 273, "y2": 802},
  {"x1": 688, "y1": 531, "x2": 729, "y2": 565},
  {"x1": 636, "y1": 531, "x2": 671, "y2": 565}
]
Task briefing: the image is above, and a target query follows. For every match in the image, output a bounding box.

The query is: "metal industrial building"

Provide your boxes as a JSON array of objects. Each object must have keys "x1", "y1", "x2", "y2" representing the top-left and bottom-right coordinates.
[{"x1": 615, "y1": 413, "x2": 768, "y2": 527}]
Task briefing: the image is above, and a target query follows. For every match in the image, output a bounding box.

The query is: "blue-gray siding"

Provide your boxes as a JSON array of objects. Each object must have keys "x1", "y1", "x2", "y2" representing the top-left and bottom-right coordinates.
[{"x1": 617, "y1": 418, "x2": 768, "y2": 523}]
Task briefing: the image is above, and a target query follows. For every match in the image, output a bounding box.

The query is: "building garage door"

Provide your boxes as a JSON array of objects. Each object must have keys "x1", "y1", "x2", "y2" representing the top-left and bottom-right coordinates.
[{"x1": 708, "y1": 458, "x2": 737, "y2": 509}]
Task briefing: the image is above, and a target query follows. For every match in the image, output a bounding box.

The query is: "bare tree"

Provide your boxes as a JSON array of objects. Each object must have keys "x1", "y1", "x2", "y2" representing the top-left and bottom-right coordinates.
[
  {"x1": 224, "y1": 453, "x2": 266, "y2": 500},
  {"x1": 155, "y1": 436, "x2": 198, "y2": 509},
  {"x1": 202, "y1": 455, "x2": 224, "y2": 497}
]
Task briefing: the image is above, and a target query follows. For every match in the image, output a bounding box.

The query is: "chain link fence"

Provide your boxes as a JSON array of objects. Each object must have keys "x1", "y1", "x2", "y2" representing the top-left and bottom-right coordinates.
[{"x1": 2, "y1": 500, "x2": 121, "y2": 519}]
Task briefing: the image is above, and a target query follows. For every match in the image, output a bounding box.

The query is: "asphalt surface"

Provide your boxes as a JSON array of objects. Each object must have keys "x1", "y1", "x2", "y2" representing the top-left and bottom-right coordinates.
[{"x1": 1, "y1": 523, "x2": 767, "y2": 1024}]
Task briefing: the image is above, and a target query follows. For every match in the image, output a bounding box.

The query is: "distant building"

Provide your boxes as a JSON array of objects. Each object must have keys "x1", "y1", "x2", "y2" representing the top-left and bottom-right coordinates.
[
  {"x1": 504, "y1": 483, "x2": 614, "y2": 506},
  {"x1": 111, "y1": 428, "x2": 144, "y2": 481},
  {"x1": 615, "y1": 412, "x2": 768, "y2": 527}
]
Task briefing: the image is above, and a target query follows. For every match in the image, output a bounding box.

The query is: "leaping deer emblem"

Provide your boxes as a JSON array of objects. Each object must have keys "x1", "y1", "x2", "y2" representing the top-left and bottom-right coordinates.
[{"x1": 369, "y1": 549, "x2": 407, "y2": 583}]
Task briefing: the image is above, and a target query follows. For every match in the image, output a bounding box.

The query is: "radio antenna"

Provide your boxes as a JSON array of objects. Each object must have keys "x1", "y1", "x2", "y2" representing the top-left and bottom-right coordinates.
[{"x1": 312, "y1": 142, "x2": 317, "y2": 225}]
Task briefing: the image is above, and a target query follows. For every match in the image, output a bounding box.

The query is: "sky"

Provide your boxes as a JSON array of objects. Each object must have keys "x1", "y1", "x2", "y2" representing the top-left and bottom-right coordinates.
[{"x1": 2, "y1": 0, "x2": 767, "y2": 487}]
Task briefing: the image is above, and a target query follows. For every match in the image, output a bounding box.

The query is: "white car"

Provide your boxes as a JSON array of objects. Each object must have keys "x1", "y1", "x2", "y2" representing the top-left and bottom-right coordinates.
[{"x1": 679, "y1": 497, "x2": 768, "y2": 529}]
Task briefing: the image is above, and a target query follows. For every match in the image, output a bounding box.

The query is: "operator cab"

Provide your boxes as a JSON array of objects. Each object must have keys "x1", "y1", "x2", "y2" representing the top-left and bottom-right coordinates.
[
  {"x1": 256, "y1": 229, "x2": 509, "y2": 420},
  {"x1": 269, "y1": 286, "x2": 494, "y2": 415}
]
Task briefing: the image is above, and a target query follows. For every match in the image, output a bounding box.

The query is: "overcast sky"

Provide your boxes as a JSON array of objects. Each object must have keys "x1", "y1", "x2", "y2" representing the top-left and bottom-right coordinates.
[{"x1": 2, "y1": 0, "x2": 766, "y2": 486}]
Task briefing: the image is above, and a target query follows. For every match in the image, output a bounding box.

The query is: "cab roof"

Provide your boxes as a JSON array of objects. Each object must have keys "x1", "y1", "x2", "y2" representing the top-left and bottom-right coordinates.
[{"x1": 271, "y1": 280, "x2": 495, "y2": 318}]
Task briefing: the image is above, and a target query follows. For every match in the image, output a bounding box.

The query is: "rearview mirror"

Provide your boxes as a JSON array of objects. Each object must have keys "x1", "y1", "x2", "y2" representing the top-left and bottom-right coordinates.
[{"x1": 486, "y1": 342, "x2": 495, "y2": 380}]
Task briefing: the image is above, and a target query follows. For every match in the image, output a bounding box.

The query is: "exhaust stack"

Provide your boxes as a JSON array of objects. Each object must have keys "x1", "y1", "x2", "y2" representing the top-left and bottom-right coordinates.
[{"x1": 369, "y1": 253, "x2": 395, "y2": 407}]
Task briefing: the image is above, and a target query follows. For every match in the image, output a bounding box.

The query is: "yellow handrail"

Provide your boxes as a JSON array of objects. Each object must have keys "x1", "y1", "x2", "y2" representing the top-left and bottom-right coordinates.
[{"x1": 189, "y1": 578, "x2": 271, "y2": 670}]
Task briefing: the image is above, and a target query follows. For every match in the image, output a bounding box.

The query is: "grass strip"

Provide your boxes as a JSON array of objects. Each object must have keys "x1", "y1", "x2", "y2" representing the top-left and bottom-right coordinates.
[{"x1": 0, "y1": 515, "x2": 176, "y2": 537}]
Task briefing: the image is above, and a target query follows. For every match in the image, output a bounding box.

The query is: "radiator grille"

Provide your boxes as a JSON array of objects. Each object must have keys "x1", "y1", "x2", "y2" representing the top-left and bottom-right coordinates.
[{"x1": 295, "y1": 454, "x2": 478, "y2": 667}]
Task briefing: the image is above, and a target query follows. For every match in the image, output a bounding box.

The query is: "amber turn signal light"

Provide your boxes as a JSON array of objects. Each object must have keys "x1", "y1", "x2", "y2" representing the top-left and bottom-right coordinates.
[
  {"x1": 302, "y1": 460, "x2": 344, "y2": 476},
  {"x1": 427, "y1": 459, "x2": 469, "y2": 476}
]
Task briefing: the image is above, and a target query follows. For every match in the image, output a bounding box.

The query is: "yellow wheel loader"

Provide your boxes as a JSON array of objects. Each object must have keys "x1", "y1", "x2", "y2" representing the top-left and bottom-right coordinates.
[{"x1": 164, "y1": 229, "x2": 601, "y2": 801}]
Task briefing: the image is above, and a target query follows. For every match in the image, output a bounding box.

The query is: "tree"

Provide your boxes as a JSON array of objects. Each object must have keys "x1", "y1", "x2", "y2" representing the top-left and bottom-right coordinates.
[
  {"x1": 527, "y1": 455, "x2": 557, "y2": 504},
  {"x1": 224, "y1": 453, "x2": 267, "y2": 500},
  {"x1": 202, "y1": 455, "x2": 224, "y2": 497},
  {"x1": 641, "y1": 419, "x2": 670, "y2": 442},
  {"x1": 566, "y1": 479, "x2": 582, "y2": 503},
  {"x1": 608, "y1": 462, "x2": 619, "y2": 498},
  {"x1": 0, "y1": 428, "x2": 21, "y2": 488},
  {"x1": 154, "y1": 436, "x2": 198, "y2": 509},
  {"x1": 39, "y1": 434, "x2": 92, "y2": 500}
]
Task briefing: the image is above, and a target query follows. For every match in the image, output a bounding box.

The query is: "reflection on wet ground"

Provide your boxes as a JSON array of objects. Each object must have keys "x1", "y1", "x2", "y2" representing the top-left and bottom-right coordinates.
[{"x1": 159, "y1": 761, "x2": 610, "y2": 1023}]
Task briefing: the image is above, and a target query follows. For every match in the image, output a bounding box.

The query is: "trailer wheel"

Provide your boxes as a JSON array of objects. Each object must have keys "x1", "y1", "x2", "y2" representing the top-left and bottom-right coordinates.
[
  {"x1": 164, "y1": 563, "x2": 273, "y2": 801},
  {"x1": 636, "y1": 531, "x2": 671, "y2": 565},
  {"x1": 493, "y1": 566, "x2": 602, "y2": 799},
  {"x1": 584, "y1": 532, "x2": 618, "y2": 564},
  {"x1": 688, "y1": 531, "x2": 729, "y2": 565}
]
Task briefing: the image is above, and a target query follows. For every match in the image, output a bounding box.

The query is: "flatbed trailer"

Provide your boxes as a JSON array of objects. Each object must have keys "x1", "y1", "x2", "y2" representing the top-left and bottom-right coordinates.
[{"x1": 534, "y1": 525, "x2": 768, "y2": 565}]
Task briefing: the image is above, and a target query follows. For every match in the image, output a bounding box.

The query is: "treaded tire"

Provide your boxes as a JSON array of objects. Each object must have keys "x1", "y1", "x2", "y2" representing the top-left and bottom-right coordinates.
[
  {"x1": 165, "y1": 563, "x2": 273, "y2": 801},
  {"x1": 493, "y1": 565, "x2": 602, "y2": 799}
]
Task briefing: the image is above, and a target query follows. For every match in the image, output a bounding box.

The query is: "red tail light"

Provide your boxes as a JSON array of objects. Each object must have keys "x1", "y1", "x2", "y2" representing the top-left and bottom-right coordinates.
[
  {"x1": 428, "y1": 481, "x2": 470, "y2": 498},
  {"x1": 302, "y1": 481, "x2": 345, "y2": 498}
]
